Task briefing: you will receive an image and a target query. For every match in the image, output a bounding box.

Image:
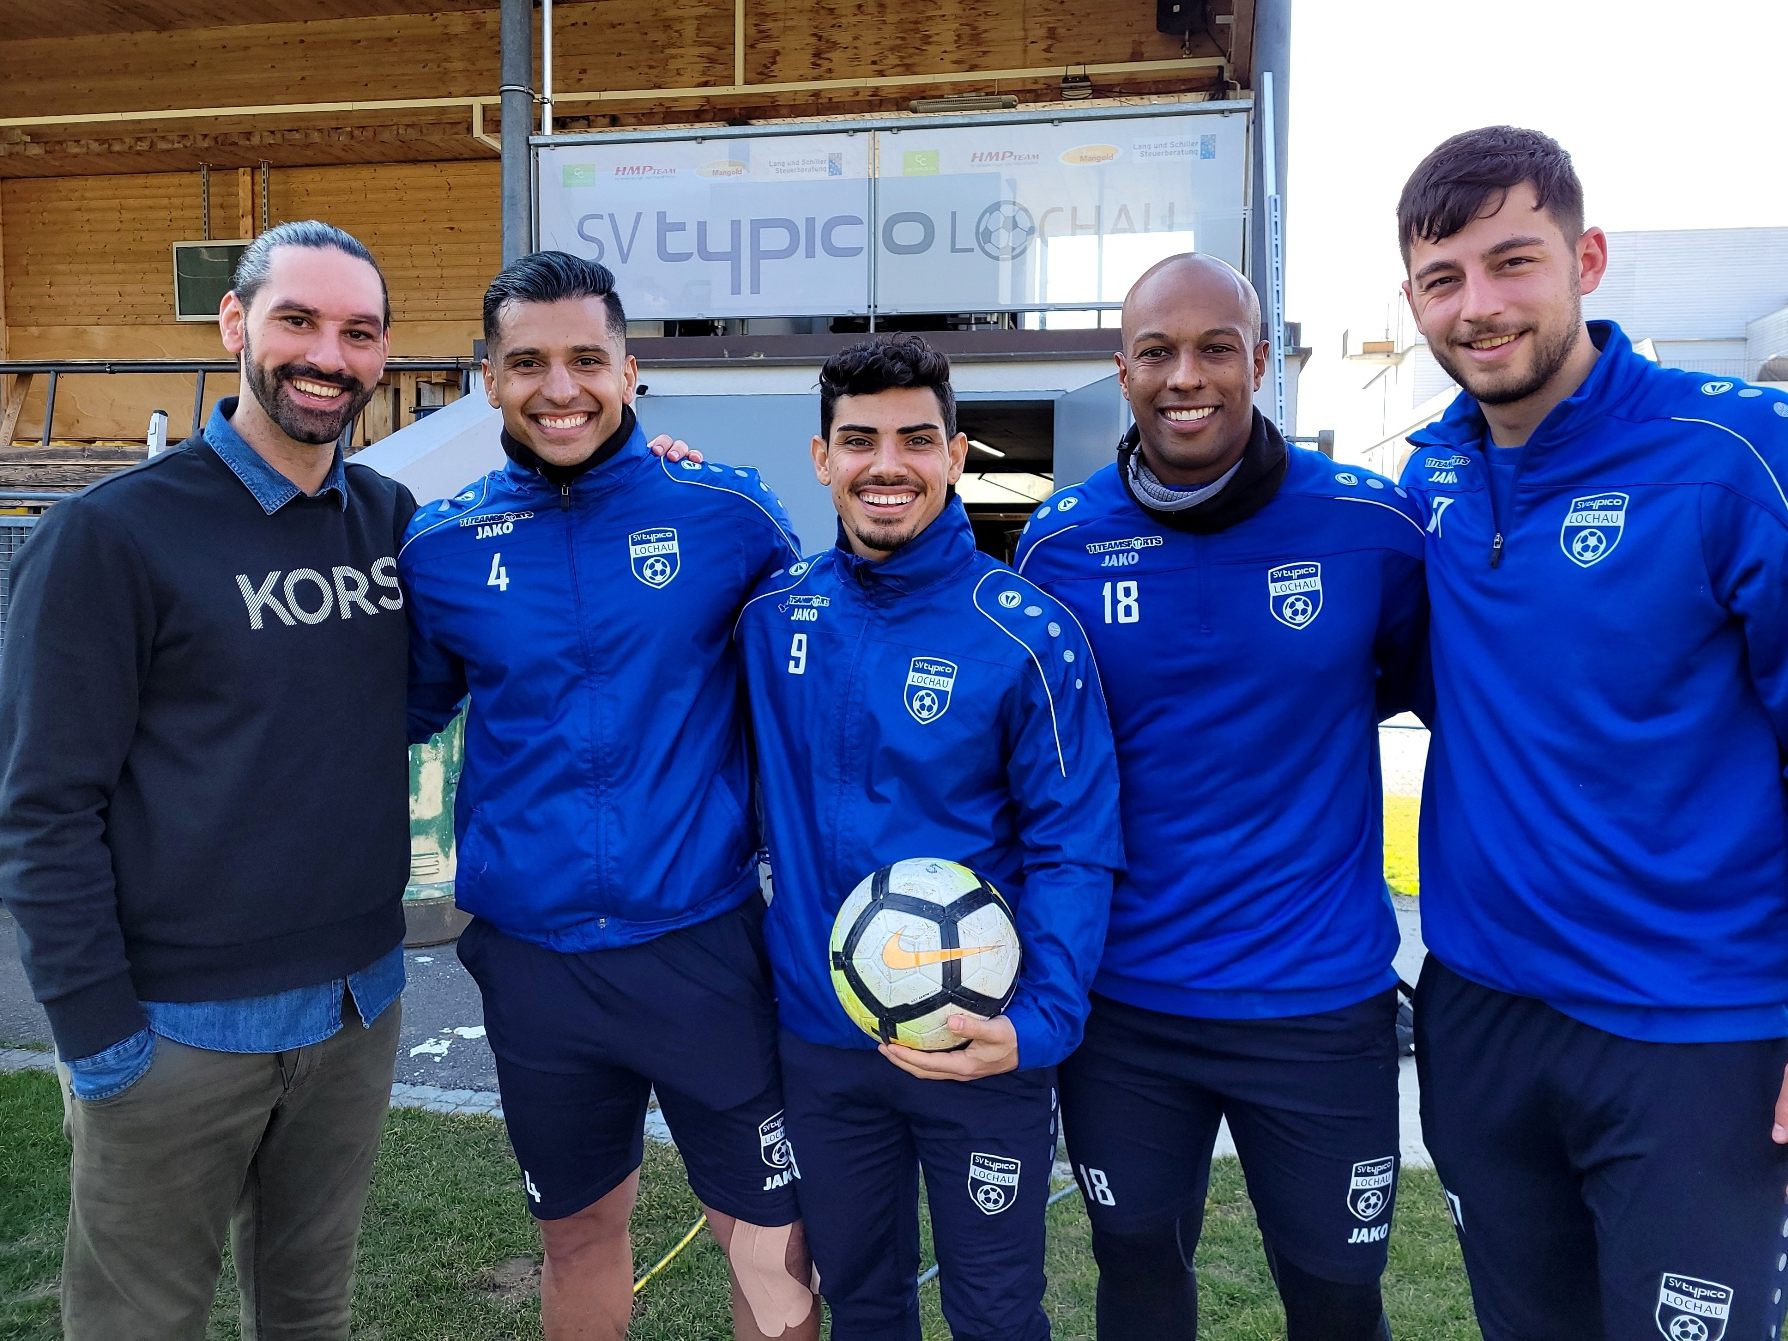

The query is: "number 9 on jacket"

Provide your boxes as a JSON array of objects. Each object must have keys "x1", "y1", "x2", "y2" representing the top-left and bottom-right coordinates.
[{"x1": 828, "y1": 858, "x2": 1021, "y2": 1051}]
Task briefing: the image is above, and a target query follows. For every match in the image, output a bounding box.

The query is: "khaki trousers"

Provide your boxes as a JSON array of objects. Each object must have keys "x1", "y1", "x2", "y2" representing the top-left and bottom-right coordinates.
[{"x1": 57, "y1": 998, "x2": 400, "y2": 1341}]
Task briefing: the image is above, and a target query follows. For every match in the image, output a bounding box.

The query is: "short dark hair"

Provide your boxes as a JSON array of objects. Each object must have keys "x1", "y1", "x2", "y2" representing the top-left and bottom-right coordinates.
[
  {"x1": 230, "y1": 220, "x2": 391, "y2": 329},
  {"x1": 818, "y1": 335, "x2": 957, "y2": 440},
  {"x1": 1396, "y1": 126, "x2": 1585, "y2": 267},
  {"x1": 483, "y1": 251, "x2": 626, "y2": 348}
]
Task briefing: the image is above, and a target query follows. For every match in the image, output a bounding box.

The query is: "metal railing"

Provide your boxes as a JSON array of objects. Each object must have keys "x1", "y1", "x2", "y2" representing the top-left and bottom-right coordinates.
[
  {"x1": 0, "y1": 492, "x2": 62, "y2": 662},
  {"x1": 0, "y1": 357, "x2": 479, "y2": 448}
]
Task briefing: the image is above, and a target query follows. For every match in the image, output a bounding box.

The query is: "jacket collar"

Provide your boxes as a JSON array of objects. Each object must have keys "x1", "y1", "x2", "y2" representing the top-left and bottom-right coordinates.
[
  {"x1": 1116, "y1": 407, "x2": 1289, "y2": 534},
  {"x1": 1410, "y1": 321, "x2": 1641, "y2": 456},
  {"x1": 500, "y1": 406, "x2": 643, "y2": 491},
  {"x1": 830, "y1": 495, "x2": 978, "y2": 595}
]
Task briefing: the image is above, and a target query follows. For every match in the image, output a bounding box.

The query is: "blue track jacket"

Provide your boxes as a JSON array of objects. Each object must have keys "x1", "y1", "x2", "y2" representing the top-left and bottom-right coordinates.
[
  {"x1": 1016, "y1": 445, "x2": 1425, "y2": 1018},
  {"x1": 1400, "y1": 321, "x2": 1788, "y2": 1042},
  {"x1": 400, "y1": 423, "x2": 799, "y2": 950},
  {"x1": 736, "y1": 499, "x2": 1124, "y2": 1069}
]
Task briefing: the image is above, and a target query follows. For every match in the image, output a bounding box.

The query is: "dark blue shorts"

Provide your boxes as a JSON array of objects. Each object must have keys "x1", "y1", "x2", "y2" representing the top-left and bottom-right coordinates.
[
  {"x1": 1058, "y1": 990, "x2": 1401, "y2": 1284},
  {"x1": 1417, "y1": 957, "x2": 1788, "y2": 1341},
  {"x1": 457, "y1": 898, "x2": 799, "y2": 1225},
  {"x1": 778, "y1": 1031, "x2": 1057, "y2": 1341}
]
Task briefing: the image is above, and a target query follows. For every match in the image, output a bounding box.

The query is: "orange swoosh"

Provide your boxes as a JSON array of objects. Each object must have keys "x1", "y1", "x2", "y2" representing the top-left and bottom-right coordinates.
[{"x1": 881, "y1": 933, "x2": 996, "y2": 971}]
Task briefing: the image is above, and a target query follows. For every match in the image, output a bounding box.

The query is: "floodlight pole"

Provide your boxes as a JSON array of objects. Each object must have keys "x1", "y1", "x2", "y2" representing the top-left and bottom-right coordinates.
[
  {"x1": 499, "y1": 0, "x2": 534, "y2": 264},
  {"x1": 541, "y1": 0, "x2": 554, "y2": 135},
  {"x1": 1261, "y1": 70, "x2": 1287, "y2": 434},
  {"x1": 1249, "y1": 0, "x2": 1292, "y2": 431}
]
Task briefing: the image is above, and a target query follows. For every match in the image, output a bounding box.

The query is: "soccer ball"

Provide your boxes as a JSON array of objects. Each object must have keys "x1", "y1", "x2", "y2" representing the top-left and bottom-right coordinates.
[
  {"x1": 974, "y1": 201, "x2": 1037, "y2": 262},
  {"x1": 829, "y1": 858, "x2": 1022, "y2": 1051}
]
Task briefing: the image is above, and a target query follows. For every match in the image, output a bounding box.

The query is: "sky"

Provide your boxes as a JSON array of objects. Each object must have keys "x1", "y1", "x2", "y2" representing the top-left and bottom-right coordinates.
[{"x1": 1285, "y1": 0, "x2": 1788, "y2": 441}]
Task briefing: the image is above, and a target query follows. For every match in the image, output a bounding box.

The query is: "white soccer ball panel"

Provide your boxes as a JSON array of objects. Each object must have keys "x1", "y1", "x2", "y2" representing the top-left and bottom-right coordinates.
[
  {"x1": 954, "y1": 902, "x2": 1023, "y2": 997},
  {"x1": 849, "y1": 906, "x2": 949, "y2": 1008},
  {"x1": 880, "y1": 858, "x2": 986, "y2": 907},
  {"x1": 899, "y1": 1010, "x2": 990, "y2": 1052}
]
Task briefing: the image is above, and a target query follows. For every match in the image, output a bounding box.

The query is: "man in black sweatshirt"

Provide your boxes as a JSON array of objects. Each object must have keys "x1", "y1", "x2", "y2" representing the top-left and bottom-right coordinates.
[{"x1": 0, "y1": 220, "x2": 415, "y2": 1340}]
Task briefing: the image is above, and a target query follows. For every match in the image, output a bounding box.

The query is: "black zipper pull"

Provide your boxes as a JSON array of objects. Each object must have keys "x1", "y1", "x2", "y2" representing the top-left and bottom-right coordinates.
[
  {"x1": 1489, "y1": 532, "x2": 1505, "y2": 569},
  {"x1": 559, "y1": 482, "x2": 571, "y2": 512}
]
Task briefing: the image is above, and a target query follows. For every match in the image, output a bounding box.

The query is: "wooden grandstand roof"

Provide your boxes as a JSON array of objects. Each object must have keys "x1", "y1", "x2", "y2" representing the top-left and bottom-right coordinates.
[{"x1": 1, "y1": 1, "x2": 1253, "y2": 177}]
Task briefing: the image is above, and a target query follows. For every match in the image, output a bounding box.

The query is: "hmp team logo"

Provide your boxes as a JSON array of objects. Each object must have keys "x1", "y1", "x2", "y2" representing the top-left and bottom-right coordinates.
[
  {"x1": 968, "y1": 1153, "x2": 1021, "y2": 1216},
  {"x1": 1655, "y1": 1273, "x2": 1733, "y2": 1341},
  {"x1": 628, "y1": 527, "x2": 680, "y2": 588},
  {"x1": 758, "y1": 1110, "x2": 799, "y2": 1190},
  {"x1": 1346, "y1": 1157, "x2": 1396, "y2": 1222},
  {"x1": 904, "y1": 656, "x2": 958, "y2": 724},
  {"x1": 1268, "y1": 562, "x2": 1324, "y2": 629},
  {"x1": 1560, "y1": 492, "x2": 1628, "y2": 568}
]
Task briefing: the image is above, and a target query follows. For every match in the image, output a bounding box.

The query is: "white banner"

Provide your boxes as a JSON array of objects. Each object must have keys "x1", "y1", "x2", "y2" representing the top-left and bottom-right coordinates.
[
  {"x1": 534, "y1": 110, "x2": 1247, "y2": 321},
  {"x1": 874, "y1": 113, "x2": 1248, "y2": 314},
  {"x1": 537, "y1": 134, "x2": 873, "y2": 319}
]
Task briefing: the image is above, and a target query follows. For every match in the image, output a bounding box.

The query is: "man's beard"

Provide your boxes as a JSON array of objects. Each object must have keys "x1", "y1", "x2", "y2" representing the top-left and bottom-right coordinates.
[
  {"x1": 848, "y1": 518, "x2": 910, "y2": 553},
  {"x1": 844, "y1": 480, "x2": 954, "y2": 555},
  {"x1": 242, "y1": 330, "x2": 377, "y2": 445},
  {"x1": 1432, "y1": 286, "x2": 1583, "y2": 408}
]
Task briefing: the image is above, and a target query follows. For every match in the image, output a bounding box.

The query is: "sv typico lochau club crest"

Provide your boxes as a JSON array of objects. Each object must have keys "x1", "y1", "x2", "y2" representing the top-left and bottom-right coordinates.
[
  {"x1": 1559, "y1": 493, "x2": 1627, "y2": 568},
  {"x1": 904, "y1": 657, "x2": 958, "y2": 724},
  {"x1": 628, "y1": 527, "x2": 680, "y2": 588},
  {"x1": 968, "y1": 1152, "x2": 1021, "y2": 1215},
  {"x1": 1268, "y1": 561, "x2": 1323, "y2": 630}
]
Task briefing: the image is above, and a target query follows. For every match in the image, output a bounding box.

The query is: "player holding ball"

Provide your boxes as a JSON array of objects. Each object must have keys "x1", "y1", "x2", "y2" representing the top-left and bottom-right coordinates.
[{"x1": 734, "y1": 335, "x2": 1125, "y2": 1340}]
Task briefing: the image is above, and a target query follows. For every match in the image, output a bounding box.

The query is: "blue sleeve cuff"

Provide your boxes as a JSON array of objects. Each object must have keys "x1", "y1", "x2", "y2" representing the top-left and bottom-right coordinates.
[
  {"x1": 64, "y1": 1027, "x2": 155, "y2": 1101},
  {"x1": 1002, "y1": 1001, "x2": 1069, "y2": 1072}
]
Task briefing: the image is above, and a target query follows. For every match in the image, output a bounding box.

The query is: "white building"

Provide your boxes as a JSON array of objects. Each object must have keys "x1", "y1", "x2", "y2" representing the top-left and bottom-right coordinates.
[{"x1": 1340, "y1": 226, "x2": 1788, "y2": 477}]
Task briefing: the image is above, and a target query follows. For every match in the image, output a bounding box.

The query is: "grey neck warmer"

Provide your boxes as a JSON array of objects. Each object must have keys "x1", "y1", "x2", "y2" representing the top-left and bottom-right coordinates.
[{"x1": 1125, "y1": 452, "x2": 1244, "y2": 510}]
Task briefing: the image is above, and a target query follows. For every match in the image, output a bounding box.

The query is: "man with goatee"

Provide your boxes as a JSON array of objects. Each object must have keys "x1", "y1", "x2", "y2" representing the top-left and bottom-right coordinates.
[{"x1": 0, "y1": 219, "x2": 415, "y2": 1340}]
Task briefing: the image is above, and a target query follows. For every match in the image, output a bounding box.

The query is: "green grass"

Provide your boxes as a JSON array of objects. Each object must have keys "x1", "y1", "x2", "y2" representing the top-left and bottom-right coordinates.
[
  {"x1": 1385, "y1": 791, "x2": 1421, "y2": 896},
  {"x1": 0, "y1": 1069, "x2": 1477, "y2": 1338},
  {"x1": 0, "y1": 1068, "x2": 66, "y2": 1336}
]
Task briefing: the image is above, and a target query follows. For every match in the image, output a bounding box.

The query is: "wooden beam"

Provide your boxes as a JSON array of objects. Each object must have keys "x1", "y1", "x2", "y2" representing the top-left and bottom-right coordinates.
[
  {"x1": 235, "y1": 165, "x2": 253, "y2": 238},
  {"x1": 361, "y1": 379, "x2": 395, "y2": 445},
  {"x1": 1, "y1": 372, "x2": 33, "y2": 448},
  {"x1": 11, "y1": 1, "x2": 499, "y2": 43},
  {"x1": 0, "y1": 183, "x2": 8, "y2": 368},
  {"x1": 734, "y1": 0, "x2": 745, "y2": 87},
  {"x1": 1226, "y1": 0, "x2": 1257, "y2": 86}
]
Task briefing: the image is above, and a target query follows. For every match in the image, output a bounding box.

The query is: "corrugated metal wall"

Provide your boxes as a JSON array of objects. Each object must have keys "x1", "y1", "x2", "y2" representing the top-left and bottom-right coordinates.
[
  {"x1": 1747, "y1": 307, "x2": 1788, "y2": 378},
  {"x1": 1587, "y1": 228, "x2": 1788, "y2": 343}
]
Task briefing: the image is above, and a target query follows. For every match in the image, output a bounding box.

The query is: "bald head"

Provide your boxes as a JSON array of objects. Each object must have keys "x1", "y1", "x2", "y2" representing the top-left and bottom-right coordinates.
[
  {"x1": 1123, "y1": 253, "x2": 1262, "y2": 346},
  {"x1": 1115, "y1": 251, "x2": 1269, "y2": 487}
]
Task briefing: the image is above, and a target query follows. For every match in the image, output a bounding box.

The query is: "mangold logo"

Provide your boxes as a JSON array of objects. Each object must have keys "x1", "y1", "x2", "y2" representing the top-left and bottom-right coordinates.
[{"x1": 1060, "y1": 144, "x2": 1120, "y2": 165}]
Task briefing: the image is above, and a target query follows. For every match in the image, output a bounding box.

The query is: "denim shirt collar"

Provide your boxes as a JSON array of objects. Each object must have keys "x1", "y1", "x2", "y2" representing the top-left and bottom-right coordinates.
[{"x1": 206, "y1": 397, "x2": 350, "y2": 514}]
